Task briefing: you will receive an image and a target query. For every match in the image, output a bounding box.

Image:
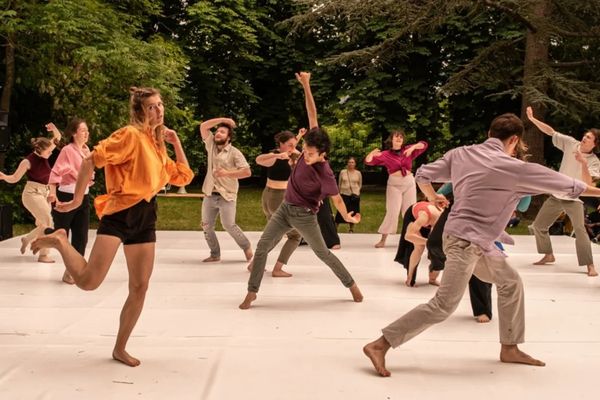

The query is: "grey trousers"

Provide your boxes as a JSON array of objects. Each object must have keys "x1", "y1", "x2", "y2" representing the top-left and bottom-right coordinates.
[
  {"x1": 247, "y1": 201, "x2": 355, "y2": 292},
  {"x1": 201, "y1": 194, "x2": 251, "y2": 258},
  {"x1": 382, "y1": 235, "x2": 525, "y2": 347},
  {"x1": 531, "y1": 196, "x2": 593, "y2": 266},
  {"x1": 261, "y1": 187, "x2": 301, "y2": 265}
]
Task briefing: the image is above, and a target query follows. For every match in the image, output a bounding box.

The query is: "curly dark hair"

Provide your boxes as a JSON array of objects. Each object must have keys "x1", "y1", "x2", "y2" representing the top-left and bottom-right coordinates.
[{"x1": 304, "y1": 127, "x2": 330, "y2": 155}]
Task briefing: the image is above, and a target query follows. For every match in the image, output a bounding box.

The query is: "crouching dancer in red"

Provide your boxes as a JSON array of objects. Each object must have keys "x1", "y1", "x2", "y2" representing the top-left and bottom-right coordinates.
[{"x1": 32, "y1": 87, "x2": 194, "y2": 366}]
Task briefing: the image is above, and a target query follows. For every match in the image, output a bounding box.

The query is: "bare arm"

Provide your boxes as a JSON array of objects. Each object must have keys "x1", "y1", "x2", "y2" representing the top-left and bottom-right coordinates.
[
  {"x1": 199, "y1": 117, "x2": 236, "y2": 141},
  {"x1": 213, "y1": 167, "x2": 251, "y2": 179},
  {"x1": 526, "y1": 106, "x2": 555, "y2": 136},
  {"x1": 296, "y1": 72, "x2": 318, "y2": 129},
  {"x1": 45, "y1": 122, "x2": 62, "y2": 144},
  {"x1": 575, "y1": 151, "x2": 593, "y2": 185},
  {"x1": 365, "y1": 148, "x2": 381, "y2": 163},
  {"x1": 417, "y1": 182, "x2": 449, "y2": 209},
  {"x1": 405, "y1": 217, "x2": 428, "y2": 246},
  {"x1": 256, "y1": 152, "x2": 286, "y2": 168},
  {"x1": 331, "y1": 194, "x2": 361, "y2": 223},
  {"x1": 0, "y1": 159, "x2": 30, "y2": 183},
  {"x1": 164, "y1": 128, "x2": 189, "y2": 167}
]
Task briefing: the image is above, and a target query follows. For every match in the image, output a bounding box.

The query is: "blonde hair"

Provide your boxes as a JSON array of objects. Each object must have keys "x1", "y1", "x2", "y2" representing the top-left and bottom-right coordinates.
[
  {"x1": 129, "y1": 86, "x2": 164, "y2": 149},
  {"x1": 30, "y1": 137, "x2": 54, "y2": 154}
]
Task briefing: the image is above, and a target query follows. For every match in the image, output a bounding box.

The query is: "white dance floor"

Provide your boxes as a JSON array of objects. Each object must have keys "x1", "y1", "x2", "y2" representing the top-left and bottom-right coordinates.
[{"x1": 1, "y1": 231, "x2": 599, "y2": 399}]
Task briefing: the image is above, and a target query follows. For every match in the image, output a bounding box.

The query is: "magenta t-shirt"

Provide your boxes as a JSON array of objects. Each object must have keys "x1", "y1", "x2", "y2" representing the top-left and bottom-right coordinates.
[{"x1": 285, "y1": 154, "x2": 339, "y2": 213}]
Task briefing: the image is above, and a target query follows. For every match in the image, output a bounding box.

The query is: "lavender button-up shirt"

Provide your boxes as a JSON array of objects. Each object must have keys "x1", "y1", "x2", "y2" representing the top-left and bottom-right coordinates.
[{"x1": 415, "y1": 138, "x2": 587, "y2": 256}]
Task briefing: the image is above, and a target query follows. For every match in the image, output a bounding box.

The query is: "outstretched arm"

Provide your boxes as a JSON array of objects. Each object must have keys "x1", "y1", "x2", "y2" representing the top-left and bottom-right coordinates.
[
  {"x1": 199, "y1": 117, "x2": 236, "y2": 141},
  {"x1": 296, "y1": 72, "x2": 318, "y2": 129},
  {"x1": 526, "y1": 106, "x2": 555, "y2": 136},
  {"x1": 0, "y1": 159, "x2": 30, "y2": 183},
  {"x1": 331, "y1": 194, "x2": 360, "y2": 224},
  {"x1": 46, "y1": 122, "x2": 62, "y2": 144}
]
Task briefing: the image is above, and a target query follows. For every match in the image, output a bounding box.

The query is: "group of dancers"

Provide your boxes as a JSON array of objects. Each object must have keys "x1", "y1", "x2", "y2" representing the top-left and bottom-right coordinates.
[{"x1": 1, "y1": 71, "x2": 600, "y2": 376}]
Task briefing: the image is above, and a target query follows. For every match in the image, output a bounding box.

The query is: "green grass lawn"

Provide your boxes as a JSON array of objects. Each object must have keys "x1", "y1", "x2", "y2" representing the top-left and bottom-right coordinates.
[{"x1": 12, "y1": 185, "x2": 533, "y2": 235}]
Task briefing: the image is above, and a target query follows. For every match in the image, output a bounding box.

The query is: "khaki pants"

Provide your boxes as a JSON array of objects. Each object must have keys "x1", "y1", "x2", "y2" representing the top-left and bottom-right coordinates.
[
  {"x1": 382, "y1": 235, "x2": 525, "y2": 347},
  {"x1": 21, "y1": 181, "x2": 53, "y2": 256},
  {"x1": 531, "y1": 196, "x2": 593, "y2": 266},
  {"x1": 378, "y1": 174, "x2": 417, "y2": 235}
]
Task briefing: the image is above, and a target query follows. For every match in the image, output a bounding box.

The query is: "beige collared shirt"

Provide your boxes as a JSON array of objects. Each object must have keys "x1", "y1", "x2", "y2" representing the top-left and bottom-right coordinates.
[
  {"x1": 552, "y1": 132, "x2": 600, "y2": 201},
  {"x1": 201, "y1": 134, "x2": 250, "y2": 201}
]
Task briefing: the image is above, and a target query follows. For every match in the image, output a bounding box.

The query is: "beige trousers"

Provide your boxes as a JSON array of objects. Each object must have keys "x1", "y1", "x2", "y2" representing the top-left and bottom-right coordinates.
[
  {"x1": 377, "y1": 173, "x2": 417, "y2": 235},
  {"x1": 382, "y1": 235, "x2": 525, "y2": 347},
  {"x1": 21, "y1": 181, "x2": 53, "y2": 256},
  {"x1": 531, "y1": 196, "x2": 592, "y2": 266}
]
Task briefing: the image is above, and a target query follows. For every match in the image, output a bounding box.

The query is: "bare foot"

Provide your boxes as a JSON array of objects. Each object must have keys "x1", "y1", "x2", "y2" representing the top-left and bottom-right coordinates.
[
  {"x1": 20, "y1": 237, "x2": 29, "y2": 255},
  {"x1": 247, "y1": 260, "x2": 253, "y2": 272},
  {"x1": 244, "y1": 248, "x2": 253, "y2": 261},
  {"x1": 428, "y1": 279, "x2": 440, "y2": 286},
  {"x1": 31, "y1": 229, "x2": 67, "y2": 255},
  {"x1": 500, "y1": 344, "x2": 545, "y2": 366},
  {"x1": 202, "y1": 256, "x2": 220, "y2": 263},
  {"x1": 349, "y1": 283, "x2": 363, "y2": 302},
  {"x1": 475, "y1": 314, "x2": 491, "y2": 323},
  {"x1": 587, "y1": 264, "x2": 598, "y2": 277},
  {"x1": 62, "y1": 270, "x2": 75, "y2": 285},
  {"x1": 112, "y1": 349, "x2": 141, "y2": 367},
  {"x1": 374, "y1": 241, "x2": 385, "y2": 248},
  {"x1": 331, "y1": 244, "x2": 341, "y2": 250},
  {"x1": 37, "y1": 255, "x2": 55, "y2": 263},
  {"x1": 272, "y1": 269, "x2": 292, "y2": 278},
  {"x1": 363, "y1": 337, "x2": 391, "y2": 377},
  {"x1": 533, "y1": 254, "x2": 555, "y2": 265},
  {"x1": 239, "y1": 292, "x2": 257, "y2": 310}
]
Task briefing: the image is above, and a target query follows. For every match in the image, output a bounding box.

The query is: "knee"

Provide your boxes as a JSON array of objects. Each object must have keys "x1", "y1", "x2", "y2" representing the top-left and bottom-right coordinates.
[
  {"x1": 201, "y1": 221, "x2": 214, "y2": 232},
  {"x1": 129, "y1": 281, "x2": 149, "y2": 296},
  {"x1": 497, "y1": 273, "x2": 523, "y2": 294},
  {"x1": 78, "y1": 278, "x2": 101, "y2": 291}
]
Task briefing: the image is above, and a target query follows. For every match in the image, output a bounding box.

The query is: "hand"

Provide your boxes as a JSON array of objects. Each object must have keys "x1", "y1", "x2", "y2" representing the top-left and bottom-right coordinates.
[
  {"x1": 45, "y1": 122, "x2": 58, "y2": 134},
  {"x1": 431, "y1": 194, "x2": 449, "y2": 209},
  {"x1": 344, "y1": 212, "x2": 361, "y2": 224},
  {"x1": 526, "y1": 106, "x2": 534, "y2": 121},
  {"x1": 403, "y1": 146, "x2": 415, "y2": 157},
  {"x1": 222, "y1": 118, "x2": 237, "y2": 128},
  {"x1": 55, "y1": 199, "x2": 81, "y2": 213},
  {"x1": 574, "y1": 150, "x2": 587, "y2": 165},
  {"x1": 0, "y1": 171, "x2": 6, "y2": 181},
  {"x1": 278, "y1": 152, "x2": 290, "y2": 160},
  {"x1": 47, "y1": 194, "x2": 57, "y2": 204},
  {"x1": 295, "y1": 72, "x2": 311, "y2": 86},
  {"x1": 369, "y1": 148, "x2": 381, "y2": 156},
  {"x1": 163, "y1": 128, "x2": 180, "y2": 145},
  {"x1": 213, "y1": 168, "x2": 228, "y2": 178},
  {"x1": 297, "y1": 128, "x2": 307, "y2": 138}
]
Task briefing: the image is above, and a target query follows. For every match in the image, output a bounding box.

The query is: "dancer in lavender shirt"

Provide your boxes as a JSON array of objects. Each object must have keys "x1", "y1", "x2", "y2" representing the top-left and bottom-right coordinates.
[{"x1": 363, "y1": 113, "x2": 600, "y2": 377}]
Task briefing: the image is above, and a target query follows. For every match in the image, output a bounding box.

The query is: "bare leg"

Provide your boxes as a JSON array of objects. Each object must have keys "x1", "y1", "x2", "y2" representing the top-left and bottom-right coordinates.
[
  {"x1": 239, "y1": 291, "x2": 257, "y2": 310},
  {"x1": 533, "y1": 254, "x2": 555, "y2": 265},
  {"x1": 406, "y1": 245, "x2": 425, "y2": 287},
  {"x1": 272, "y1": 261, "x2": 292, "y2": 277},
  {"x1": 31, "y1": 230, "x2": 121, "y2": 290},
  {"x1": 112, "y1": 242, "x2": 155, "y2": 367},
  {"x1": 363, "y1": 336, "x2": 392, "y2": 377},
  {"x1": 374, "y1": 234, "x2": 388, "y2": 248},
  {"x1": 587, "y1": 264, "x2": 598, "y2": 277},
  {"x1": 349, "y1": 283, "x2": 363, "y2": 302},
  {"x1": 500, "y1": 344, "x2": 545, "y2": 366}
]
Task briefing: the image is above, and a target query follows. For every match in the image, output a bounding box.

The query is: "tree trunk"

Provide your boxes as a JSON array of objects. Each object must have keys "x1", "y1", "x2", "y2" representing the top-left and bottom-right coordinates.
[
  {"x1": 0, "y1": 36, "x2": 15, "y2": 170},
  {"x1": 521, "y1": 0, "x2": 550, "y2": 166}
]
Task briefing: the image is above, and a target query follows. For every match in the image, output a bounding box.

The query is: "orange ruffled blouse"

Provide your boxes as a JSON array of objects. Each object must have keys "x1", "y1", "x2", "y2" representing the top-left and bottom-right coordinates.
[{"x1": 92, "y1": 125, "x2": 194, "y2": 218}]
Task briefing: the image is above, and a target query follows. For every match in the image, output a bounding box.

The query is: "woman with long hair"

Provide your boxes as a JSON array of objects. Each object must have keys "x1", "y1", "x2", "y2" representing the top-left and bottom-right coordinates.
[
  {"x1": 31, "y1": 87, "x2": 193, "y2": 367},
  {"x1": 48, "y1": 118, "x2": 94, "y2": 284},
  {"x1": 0, "y1": 124, "x2": 61, "y2": 262},
  {"x1": 365, "y1": 131, "x2": 428, "y2": 248}
]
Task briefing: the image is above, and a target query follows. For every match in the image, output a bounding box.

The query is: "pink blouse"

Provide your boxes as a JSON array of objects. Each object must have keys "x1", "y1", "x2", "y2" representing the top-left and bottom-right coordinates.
[
  {"x1": 49, "y1": 143, "x2": 94, "y2": 188},
  {"x1": 365, "y1": 141, "x2": 428, "y2": 176}
]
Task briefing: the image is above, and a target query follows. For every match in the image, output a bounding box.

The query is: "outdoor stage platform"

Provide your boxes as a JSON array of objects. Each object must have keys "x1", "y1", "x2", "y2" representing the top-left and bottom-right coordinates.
[{"x1": 1, "y1": 231, "x2": 599, "y2": 399}]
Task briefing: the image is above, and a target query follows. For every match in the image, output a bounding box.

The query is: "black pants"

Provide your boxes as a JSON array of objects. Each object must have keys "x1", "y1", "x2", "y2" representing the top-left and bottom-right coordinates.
[
  {"x1": 469, "y1": 275, "x2": 493, "y2": 319},
  {"x1": 51, "y1": 191, "x2": 90, "y2": 256},
  {"x1": 317, "y1": 198, "x2": 340, "y2": 248}
]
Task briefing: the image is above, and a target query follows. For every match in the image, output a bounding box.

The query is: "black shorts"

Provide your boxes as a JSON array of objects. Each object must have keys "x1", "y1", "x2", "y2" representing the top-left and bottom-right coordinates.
[{"x1": 97, "y1": 198, "x2": 157, "y2": 245}]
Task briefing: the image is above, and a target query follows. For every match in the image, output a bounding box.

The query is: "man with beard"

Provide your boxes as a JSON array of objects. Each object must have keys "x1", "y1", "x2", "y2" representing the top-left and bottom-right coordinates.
[{"x1": 199, "y1": 118, "x2": 253, "y2": 263}]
